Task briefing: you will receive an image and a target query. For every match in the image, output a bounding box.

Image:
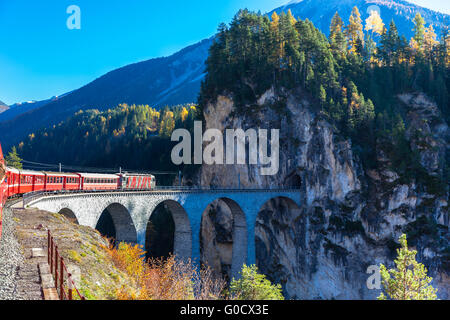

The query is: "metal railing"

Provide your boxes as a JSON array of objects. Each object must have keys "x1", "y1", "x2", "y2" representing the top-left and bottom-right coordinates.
[
  {"x1": 48, "y1": 230, "x2": 85, "y2": 300},
  {"x1": 23, "y1": 186, "x2": 301, "y2": 206}
]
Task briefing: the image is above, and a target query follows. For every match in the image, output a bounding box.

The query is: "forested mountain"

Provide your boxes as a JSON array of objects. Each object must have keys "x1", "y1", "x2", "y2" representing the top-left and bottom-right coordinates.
[
  {"x1": 198, "y1": 9, "x2": 448, "y2": 189},
  {"x1": 1, "y1": 0, "x2": 448, "y2": 151},
  {"x1": 17, "y1": 7, "x2": 449, "y2": 192},
  {"x1": 17, "y1": 103, "x2": 198, "y2": 183},
  {"x1": 0, "y1": 39, "x2": 212, "y2": 150},
  {"x1": 273, "y1": 0, "x2": 449, "y2": 40}
]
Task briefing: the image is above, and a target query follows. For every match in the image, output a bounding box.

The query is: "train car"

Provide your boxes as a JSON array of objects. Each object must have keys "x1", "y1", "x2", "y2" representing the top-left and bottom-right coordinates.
[
  {"x1": 0, "y1": 143, "x2": 6, "y2": 239},
  {"x1": 18, "y1": 170, "x2": 45, "y2": 194},
  {"x1": 63, "y1": 173, "x2": 81, "y2": 191},
  {"x1": 118, "y1": 173, "x2": 156, "y2": 190},
  {"x1": 77, "y1": 173, "x2": 120, "y2": 191},
  {"x1": 43, "y1": 172, "x2": 66, "y2": 191},
  {"x1": 6, "y1": 167, "x2": 20, "y2": 197},
  {"x1": 43, "y1": 172, "x2": 82, "y2": 192}
]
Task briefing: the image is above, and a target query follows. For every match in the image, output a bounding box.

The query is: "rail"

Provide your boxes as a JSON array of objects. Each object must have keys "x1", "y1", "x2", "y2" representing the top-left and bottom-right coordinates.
[
  {"x1": 23, "y1": 186, "x2": 301, "y2": 206},
  {"x1": 48, "y1": 230, "x2": 85, "y2": 300}
]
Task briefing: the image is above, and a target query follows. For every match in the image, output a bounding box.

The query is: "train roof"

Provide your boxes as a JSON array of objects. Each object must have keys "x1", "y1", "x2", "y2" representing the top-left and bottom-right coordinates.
[
  {"x1": 121, "y1": 172, "x2": 155, "y2": 177},
  {"x1": 20, "y1": 170, "x2": 45, "y2": 175},
  {"x1": 43, "y1": 171, "x2": 79, "y2": 177},
  {"x1": 6, "y1": 167, "x2": 20, "y2": 173},
  {"x1": 77, "y1": 173, "x2": 119, "y2": 179}
]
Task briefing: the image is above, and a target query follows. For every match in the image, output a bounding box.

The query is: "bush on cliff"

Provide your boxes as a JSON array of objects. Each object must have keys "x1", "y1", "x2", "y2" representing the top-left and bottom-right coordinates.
[{"x1": 229, "y1": 264, "x2": 284, "y2": 300}]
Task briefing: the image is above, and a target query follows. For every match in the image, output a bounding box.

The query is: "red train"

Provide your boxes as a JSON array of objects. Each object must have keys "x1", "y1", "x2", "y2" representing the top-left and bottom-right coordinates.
[
  {"x1": 4, "y1": 169, "x2": 156, "y2": 198},
  {"x1": 0, "y1": 143, "x2": 156, "y2": 239}
]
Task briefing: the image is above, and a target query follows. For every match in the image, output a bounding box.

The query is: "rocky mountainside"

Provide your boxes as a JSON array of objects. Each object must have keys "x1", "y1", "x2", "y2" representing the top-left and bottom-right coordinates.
[{"x1": 195, "y1": 89, "x2": 449, "y2": 299}]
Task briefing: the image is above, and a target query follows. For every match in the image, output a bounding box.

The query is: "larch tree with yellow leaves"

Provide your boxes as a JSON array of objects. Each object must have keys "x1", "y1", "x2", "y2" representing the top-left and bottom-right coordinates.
[{"x1": 346, "y1": 6, "x2": 364, "y2": 54}]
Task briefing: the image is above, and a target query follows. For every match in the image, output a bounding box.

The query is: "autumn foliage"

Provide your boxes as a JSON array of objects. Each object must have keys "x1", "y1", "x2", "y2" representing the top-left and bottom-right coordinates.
[{"x1": 106, "y1": 242, "x2": 226, "y2": 300}]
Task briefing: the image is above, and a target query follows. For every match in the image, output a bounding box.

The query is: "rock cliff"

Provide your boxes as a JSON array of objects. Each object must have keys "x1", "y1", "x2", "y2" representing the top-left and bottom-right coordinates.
[{"x1": 194, "y1": 88, "x2": 449, "y2": 299}]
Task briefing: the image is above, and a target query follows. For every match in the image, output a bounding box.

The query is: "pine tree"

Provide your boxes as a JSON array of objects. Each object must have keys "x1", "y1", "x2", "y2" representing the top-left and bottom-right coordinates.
[
  {"x1": 413, "y1": 13, "x2": 426, "y2": 48},
  {"x1": 287, "y1": 9, "x2": 296, "y2": 26},
  {"x1": 5, "y1": 146, "x2": 23, "y2": 169},
  {"x1": 329, "y1": 12, "x2": 347, "y2": 55},
  {"x1": 378, "y1": 234, "x2": 438, "y2": 300}
]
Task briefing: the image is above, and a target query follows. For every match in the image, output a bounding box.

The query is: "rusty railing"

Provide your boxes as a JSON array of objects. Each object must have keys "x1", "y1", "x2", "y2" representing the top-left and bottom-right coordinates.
[{"x1": 48, "y1": 230, "x2": 85, "y2": 300}]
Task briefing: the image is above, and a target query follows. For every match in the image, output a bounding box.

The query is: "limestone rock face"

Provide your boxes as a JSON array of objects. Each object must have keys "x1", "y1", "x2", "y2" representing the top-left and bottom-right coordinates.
[
  {"x1": 200, "y1": 199, "x2": 234, "y2": 282},
  {"x1": 195, "y1": 89, "x2": 449, "y2": 299}
]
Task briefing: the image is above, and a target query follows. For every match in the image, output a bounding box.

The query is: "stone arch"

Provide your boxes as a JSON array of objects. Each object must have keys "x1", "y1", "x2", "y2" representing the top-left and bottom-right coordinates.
[
  {"x1": 146, "y1": 200, "x2": 192, "y2": 261},
  {"x1": 200, "y1": 197, "x2": 247, "y2": 281},
  {"x1": 58, "y1": 208, "x2": 79, "y2": 224},
  {"x1": 96, "y1": 203, "x2": 137, "y2": 244},
  {"x1": 254, "y1": 196, "x2": 304, "y2": 289}
]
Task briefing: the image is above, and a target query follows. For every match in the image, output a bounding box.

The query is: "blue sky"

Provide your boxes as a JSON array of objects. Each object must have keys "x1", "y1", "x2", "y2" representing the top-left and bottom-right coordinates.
[{"x1": 0, "y1": 0, "x2": 448, "y2": 105}]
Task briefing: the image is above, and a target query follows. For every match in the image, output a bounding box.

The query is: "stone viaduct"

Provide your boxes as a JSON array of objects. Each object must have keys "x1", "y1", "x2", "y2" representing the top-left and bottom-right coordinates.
[{"x1": 24, "y1": 189, "x2": 300, "y2": 279}]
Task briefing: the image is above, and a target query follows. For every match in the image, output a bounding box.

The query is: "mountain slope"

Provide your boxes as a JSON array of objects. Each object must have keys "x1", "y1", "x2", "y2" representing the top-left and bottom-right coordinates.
[
  {"x1": 0, "y1": 38, "x2": 212, "y2": 150},
  {"x1": 0, "y1": 100, "x2": 8, "y2": 114},
  {"x1": 0, "y1": 97, "x2": 62, "y2": 122}
]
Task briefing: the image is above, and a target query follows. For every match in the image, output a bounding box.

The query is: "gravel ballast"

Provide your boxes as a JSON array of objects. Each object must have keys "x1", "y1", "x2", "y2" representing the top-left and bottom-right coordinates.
[{"x1": 0, "y1": 204, "x2": 25, "y2": 300}]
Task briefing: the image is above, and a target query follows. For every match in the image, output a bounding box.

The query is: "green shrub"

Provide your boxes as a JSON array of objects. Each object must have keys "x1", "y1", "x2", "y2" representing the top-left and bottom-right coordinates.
[{"x1": 229, "y1": 264, "x2": 284, "y2": 300}]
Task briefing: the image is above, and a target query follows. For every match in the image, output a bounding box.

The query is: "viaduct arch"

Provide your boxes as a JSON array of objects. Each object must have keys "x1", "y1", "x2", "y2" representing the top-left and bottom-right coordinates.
[{"x1": 26, "y1": 189, "x2": 300, "y2": 279}]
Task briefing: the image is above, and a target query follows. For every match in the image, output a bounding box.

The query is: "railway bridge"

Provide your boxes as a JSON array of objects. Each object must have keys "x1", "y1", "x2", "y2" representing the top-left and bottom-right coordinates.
[{"x1": 23, "y1": 188, "x2": 301, "y2": 279}]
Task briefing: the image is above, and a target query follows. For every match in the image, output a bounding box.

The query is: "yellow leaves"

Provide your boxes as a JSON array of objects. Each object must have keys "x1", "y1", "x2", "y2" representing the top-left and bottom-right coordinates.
[
  {"x1": 365, "y1": 10, "x2": 384, "y2": 36},
  {"x1": 350, "y1": 92, "x2": 360, "y2": 110},
  {"x1": 113, "y1": 127, "x2": 125, "y2": 137},
  {"x1": 271, "y1": 12, "x2": 279, "y2": 30},
  {"x1": 159, "y1": 110, "x2": 176, "y2": 137},
  {"x1": 287, "y1": 9, "x2": 296, "y2": 26},
  {"x1": 424, "y1": 25, "x2": 438, "y2": 50},
  {"x1": 180, "y1": 107, "x2": 189, "y2": 122},
  {"x1": 347, "y1": 6, "x2": 364, "y2": 53},
  {"x1": 106, "y1": 243, "x2": 225, "y2": 300}
]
